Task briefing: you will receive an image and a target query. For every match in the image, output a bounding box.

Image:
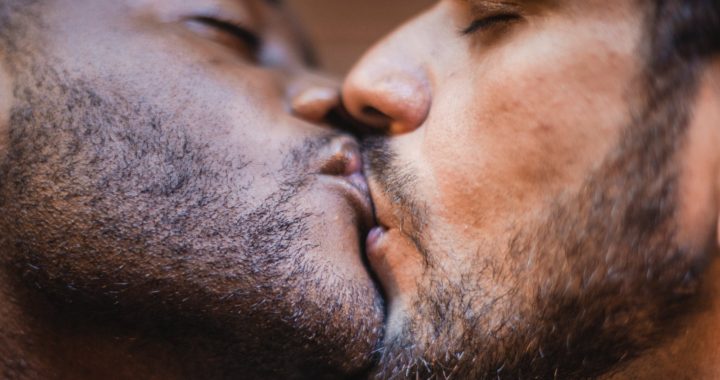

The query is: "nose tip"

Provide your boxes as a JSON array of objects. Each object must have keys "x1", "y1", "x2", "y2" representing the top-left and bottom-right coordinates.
[
  {"x1": 342, "y1": 64, "x2": 431, "y2": 135},
  {"x1": 289, "y1": 72, "x2": 341, "y2": 123}
]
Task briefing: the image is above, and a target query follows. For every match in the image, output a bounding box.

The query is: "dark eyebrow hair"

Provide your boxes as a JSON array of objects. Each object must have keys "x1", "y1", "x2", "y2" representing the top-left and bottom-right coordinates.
[
  {"x1": 461, "y1": 0, "x2": 547, "y2": 7},
  {"x1": 461, "y1": 0, "x2": 554, "y2": 13},
  {"x1": 264, "y1": 0, "x2": 283, "y2": 7},
  {"x1": 460, "y1": 0, "x2": 521, "y2": 11},
  {"x1": 460, "y1": 0, "x2": 518, "y2": 4}
]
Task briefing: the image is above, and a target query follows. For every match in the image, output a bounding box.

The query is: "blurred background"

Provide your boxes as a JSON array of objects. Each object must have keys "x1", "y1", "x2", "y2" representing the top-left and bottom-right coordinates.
[{"x1": 285, "y1": 0, "x2": 434, "y2": 75}]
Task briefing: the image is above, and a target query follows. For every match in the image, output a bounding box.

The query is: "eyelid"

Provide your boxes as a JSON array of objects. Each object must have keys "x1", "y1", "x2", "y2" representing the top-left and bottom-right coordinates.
[
  {"x1": 461, "y1": 13, "x2": 521, "y2": 35},
  {"x1": 459, "y1": 1, "x2": 525, "y2": 35},
  {"x1": 185, "y1": 16, "x2": 261, "y2": 53}
]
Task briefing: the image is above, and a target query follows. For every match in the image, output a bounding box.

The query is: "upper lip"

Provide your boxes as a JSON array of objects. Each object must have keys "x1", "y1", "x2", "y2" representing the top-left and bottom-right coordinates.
[{"x1": 318, "y1": 137, "x2": 376, "y2": 232}]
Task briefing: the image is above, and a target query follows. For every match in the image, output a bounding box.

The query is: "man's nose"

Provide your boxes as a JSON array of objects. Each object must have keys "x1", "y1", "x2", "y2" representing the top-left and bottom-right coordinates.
[
  {"x1": 341, "y1": 49, "x2": 431, "y2": 135},
  {"x1": 289, "y1": 72, "x2": 341, "y2": 123}
]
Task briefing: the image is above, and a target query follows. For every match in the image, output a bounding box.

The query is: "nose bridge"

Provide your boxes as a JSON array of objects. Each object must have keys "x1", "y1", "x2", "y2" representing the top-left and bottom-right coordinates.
[{"x1": 342, "y1": 11, "x2": 435, "y2": 134}]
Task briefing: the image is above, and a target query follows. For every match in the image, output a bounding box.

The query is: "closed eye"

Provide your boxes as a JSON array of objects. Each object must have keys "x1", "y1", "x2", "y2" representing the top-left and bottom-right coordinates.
[
  {"x1": 462, "y1": 13, "x2": 521, "y2": 35},
  {"x1": 186, "y1": 16, "x2": 261, "y2": 58}
]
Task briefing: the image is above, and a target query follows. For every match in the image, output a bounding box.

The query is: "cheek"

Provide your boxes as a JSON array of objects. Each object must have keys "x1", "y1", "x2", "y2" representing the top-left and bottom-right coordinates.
[
  {"x1": 675, "y1": 79, "x2": 720, "y2": 253},
  {"x1": 425, "y1": 28, "x2": 638, "y2": 232}
]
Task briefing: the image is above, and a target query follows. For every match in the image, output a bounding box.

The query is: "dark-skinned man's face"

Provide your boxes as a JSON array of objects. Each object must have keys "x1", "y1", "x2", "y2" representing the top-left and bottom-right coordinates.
[{"x1": 0, "y1": 0, "x2": 382, "y2": 378}]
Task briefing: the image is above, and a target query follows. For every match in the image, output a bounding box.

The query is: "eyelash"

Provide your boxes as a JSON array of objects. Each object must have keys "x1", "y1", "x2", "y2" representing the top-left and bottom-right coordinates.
[
  {"x1": 188, "y1": 16, "x2": 262, "y2": 55},
  {"x1": 462, "y1": 13, "x2": 521, "y2": 35}
]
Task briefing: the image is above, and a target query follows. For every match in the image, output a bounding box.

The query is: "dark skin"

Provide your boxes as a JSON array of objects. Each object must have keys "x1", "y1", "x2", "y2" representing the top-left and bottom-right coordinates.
[{"x1": 0, "y1": 0, "x2": 383, "y2": 379}]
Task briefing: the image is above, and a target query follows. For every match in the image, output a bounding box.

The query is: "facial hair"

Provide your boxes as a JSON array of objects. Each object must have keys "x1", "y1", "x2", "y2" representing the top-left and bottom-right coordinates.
[
  {"x1": 363, "y1": 34, "x2": 711, "y2": 380},
  {"x1": 0, "y1": 60, "x2": 382, "y2": 379}
]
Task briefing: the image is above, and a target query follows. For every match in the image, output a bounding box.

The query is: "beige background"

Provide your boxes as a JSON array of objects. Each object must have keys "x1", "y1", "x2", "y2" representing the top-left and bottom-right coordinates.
[{"x1": 285, "y1": 0, "x2": 434, "y2": 75}]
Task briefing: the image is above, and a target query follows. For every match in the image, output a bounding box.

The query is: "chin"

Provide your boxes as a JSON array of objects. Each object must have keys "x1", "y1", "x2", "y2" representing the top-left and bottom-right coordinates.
[{"x1": 295, "y1": 190, "x2": 386, "y2": 361}]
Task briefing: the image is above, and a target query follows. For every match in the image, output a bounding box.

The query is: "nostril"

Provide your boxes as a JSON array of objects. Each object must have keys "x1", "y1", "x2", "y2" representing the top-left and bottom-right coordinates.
[
  {"x1": 362, "y1": 106, "x2": 386, "y2": 119},
  {"x1": 360, "y1": 106, "x2": 391, "y2": 128}
]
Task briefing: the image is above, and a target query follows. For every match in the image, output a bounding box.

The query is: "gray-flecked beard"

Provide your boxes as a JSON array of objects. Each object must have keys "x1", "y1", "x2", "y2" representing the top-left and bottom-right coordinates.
[{"x1": 365, "y1": 31, "x2": 711, "y2": 380}]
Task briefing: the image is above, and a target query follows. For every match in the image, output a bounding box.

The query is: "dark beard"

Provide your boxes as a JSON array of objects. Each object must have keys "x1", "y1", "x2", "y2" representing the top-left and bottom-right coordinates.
[
  {"x1": 364, "y1": 32, "x2": 711, "y2": 380},
  {"x1": 0, "y1": 62, "x2": 382, "y2": 379}
]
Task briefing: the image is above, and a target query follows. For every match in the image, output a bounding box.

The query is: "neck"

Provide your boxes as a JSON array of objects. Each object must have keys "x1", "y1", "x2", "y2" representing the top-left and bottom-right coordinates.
[
  {"x1": 0, "y1": 265, "x2": 185, "y2": 380},
  {"x1": 605, "y1": 252, "x2": 720, "y2": 380}
]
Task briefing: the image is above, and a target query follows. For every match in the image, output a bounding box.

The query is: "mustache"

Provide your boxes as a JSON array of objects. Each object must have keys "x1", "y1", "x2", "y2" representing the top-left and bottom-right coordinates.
[
  {"x1": 360, "y1": 135, "x2": 430, "y2": 262},
  {"x1": 360, "y1": 136, "x2": 394, "y2": 181},
  {"x1": 360, "y1": 136, "x2": 407, "y2": 208},
  {"x1": 287, "y1": 132, "x2": 342, "y2": 175}
]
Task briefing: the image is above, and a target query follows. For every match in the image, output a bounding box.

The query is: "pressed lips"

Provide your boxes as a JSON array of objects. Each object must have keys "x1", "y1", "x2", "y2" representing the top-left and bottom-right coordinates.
[
  {"x1": 318, "y1": 138, "x2": 375, "y2": 233},
  {"x1": 361, "y1": 164, "x2": 425, "y2": 303},
  {"x1": 365, "y1": 226, "x2": 388, "y2": 269}
]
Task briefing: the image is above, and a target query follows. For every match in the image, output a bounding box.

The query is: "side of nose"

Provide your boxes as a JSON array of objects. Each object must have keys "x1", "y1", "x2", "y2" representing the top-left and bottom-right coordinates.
[{"x1": 341, "y1": 44, "x2": 431, "y2": 135}]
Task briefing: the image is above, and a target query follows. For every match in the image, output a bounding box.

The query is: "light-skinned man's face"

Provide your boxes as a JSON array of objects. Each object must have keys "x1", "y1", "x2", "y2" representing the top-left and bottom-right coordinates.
[
  {"x1": 343, "y1": 0, "x2": 720, "y2": 378},
  {"x1": 0, "y1": 0, "x2": 382, "y2": 378}
]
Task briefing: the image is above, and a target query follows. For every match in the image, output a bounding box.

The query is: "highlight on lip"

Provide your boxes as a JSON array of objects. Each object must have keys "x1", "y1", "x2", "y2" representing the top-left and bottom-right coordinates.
[
  {"x1": 318, "y1": 139, "x2": 364, "y2": 176},
  {"x1": 316, "y1": 138, "x2": 376, "y2": 234}
]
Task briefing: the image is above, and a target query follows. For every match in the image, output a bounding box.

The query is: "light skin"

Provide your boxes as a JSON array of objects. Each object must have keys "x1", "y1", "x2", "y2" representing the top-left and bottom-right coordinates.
[
  {"x1": 342, "y1": 0, "x2": 720, "y2": 378},
  {"x1": 0, "y1": 0, "x2": 382, "y2": 379},
  {"x1": 610, "y1": 64, "x2": 720, "y2": 380}
]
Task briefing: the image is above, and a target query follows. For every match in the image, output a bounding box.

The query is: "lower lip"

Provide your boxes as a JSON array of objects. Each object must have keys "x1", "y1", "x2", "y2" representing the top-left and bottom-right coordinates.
[
  {"x1": 365, "y1": 226, "x2": 385, "y2": 260},
  {"x1": 366, "y1": 226, "x2": 383, "y2": 248}
]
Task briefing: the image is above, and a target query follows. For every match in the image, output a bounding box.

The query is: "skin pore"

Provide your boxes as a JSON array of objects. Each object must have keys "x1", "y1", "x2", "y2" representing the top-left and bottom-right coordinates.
[
  {"x1": 342, "y1": 0, "x2": 720, "y2": 378},
  {"x1": 0, "y1": 0, "x2": 382, "y2": 379}
]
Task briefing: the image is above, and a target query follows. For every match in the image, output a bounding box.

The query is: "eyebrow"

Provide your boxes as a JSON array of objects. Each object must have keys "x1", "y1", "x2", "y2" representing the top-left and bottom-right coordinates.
[
  {"x1": 460, "y1": 0, "x2": 554, "y2": 14},
  {"x1": 460, "y1": 0, "x2": 545, "y2": 8},
  {"x1": 459, "y1": 0, "x2": 522, "y2": 12},
  {"x1": 263, "y1": 0, "x2": 283, "y2": 7},
  {"x1": 460, "y1": 0, "x2": 519, "y2": 5}
]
